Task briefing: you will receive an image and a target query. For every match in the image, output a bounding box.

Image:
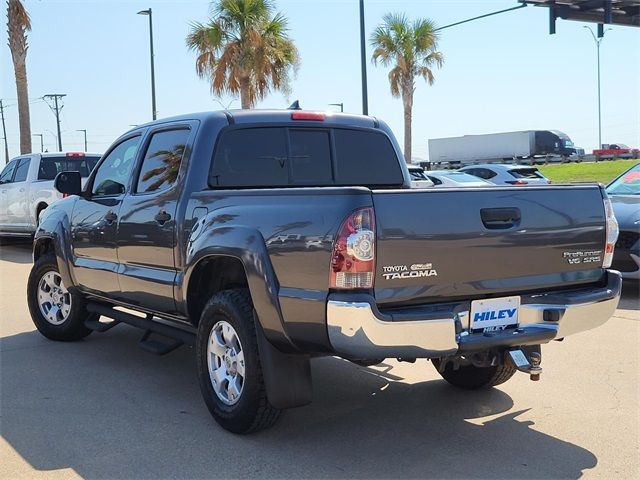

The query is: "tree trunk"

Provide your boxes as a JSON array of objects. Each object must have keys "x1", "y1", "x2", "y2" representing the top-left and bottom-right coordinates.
[
  {"x1": 7, "y1": 0, "x2": 32, "y2": 155},
  {"x1": 14, "y1": 58, "x2": 32, "y2": 154},
  {"x1": 402, "y1": 86, "x2": 413, "y2": 163},
  {"x1": 239, "y1": 77, "x2": 251, "y2": 109}
]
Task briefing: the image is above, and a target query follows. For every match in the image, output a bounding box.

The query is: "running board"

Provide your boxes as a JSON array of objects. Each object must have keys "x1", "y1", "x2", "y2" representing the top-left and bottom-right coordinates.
[{"x1": 86, "y1": 303, "x2": 196, "y2": 353}]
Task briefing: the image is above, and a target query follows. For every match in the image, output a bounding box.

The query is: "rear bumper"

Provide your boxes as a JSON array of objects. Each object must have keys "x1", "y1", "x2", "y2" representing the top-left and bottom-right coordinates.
[{"x1": 326, "y1": 271, "x2": 622, "y2": 359}]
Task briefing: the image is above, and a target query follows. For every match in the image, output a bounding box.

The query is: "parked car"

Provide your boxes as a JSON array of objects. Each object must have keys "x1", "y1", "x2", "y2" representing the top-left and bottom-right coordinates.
[
  {"x1": 0, "y1": 152, "x2": 101, "y2": 236},
  {"x1": 593, "y1": 144, "x2": 639, "y2": 161},
  {"x1": 606, "y1": 162, "x2": 640, "y2": 280},
  {"x1": 30, "y1": 110, "x2": 620, "y2": 434},
  {"x1": 424, "y1": 170, "x2": 493, "y2": 188},
  {"x1": 407, "y1": 165, "x2": 434, "y2": 188},
  {"x1": 460, "y1": 164, "x2": 551, "y2": 186}
]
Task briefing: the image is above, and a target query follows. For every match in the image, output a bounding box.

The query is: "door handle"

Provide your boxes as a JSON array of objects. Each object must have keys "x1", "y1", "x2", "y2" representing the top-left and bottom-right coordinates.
[
  {"x1": 19, "y1": 188, "x2": 25, "y2": 192},
  {"x1": 480, "y1": 207, "x2": 521, "y2": 229},
  {"x1": 155, "y1": 210, "x2": 171, "y2": 225},
  {"x1": 104, "y1": 211, "x2": 118, "y2": 224}
]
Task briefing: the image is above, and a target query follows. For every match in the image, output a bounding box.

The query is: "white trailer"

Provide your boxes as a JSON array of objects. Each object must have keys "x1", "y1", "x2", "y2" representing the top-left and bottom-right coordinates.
[{"x1": 427, "y1": 130, "x2": 579, "y2": 166}]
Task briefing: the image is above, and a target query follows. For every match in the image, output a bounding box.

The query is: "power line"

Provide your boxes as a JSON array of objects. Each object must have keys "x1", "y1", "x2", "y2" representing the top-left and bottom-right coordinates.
[{"x1": 43, "y1": 94, "x2": 67, "y2": 151}]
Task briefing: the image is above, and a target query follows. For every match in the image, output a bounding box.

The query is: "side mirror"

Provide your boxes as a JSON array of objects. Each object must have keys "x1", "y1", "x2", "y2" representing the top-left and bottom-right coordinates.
[{"x1": 54, "y1": 171, "x2": 82, "y2": 196}]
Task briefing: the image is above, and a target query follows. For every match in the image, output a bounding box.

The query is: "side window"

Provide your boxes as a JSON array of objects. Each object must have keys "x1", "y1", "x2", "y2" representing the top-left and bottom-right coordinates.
[
  {"x1": 0, "y1": 159, "x2": 18, "y2": 184},
  {"x1": 289, "y1": 130, "x2": 332, "y2": 183},
  {"x1": 136, "y1": 129, "x2": 190, "y2": 193},
  {"x1": 481, "y1": 169, "x2": 497, "y2": 179},
  {"x1": 91, "y1": 136, "x2": 141, "y2": 196},
  {"x1": 211, "y1": 128, "x2": 287, "y2": 187},
  {"x1": 13, "y1": 158, "x2": 31, "y2": 183},
  {"x1": 464, "y1": 168, "x2": 478, "y2": 178}
]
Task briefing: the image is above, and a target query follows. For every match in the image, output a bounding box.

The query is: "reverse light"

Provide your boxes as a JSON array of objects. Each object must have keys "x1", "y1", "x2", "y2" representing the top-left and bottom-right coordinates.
[
  {"x1": 330, "y1": 207, "x2": 375, "y2": 289},
  {"x1": 291, "y1": 112, "x2": 326, "y2": 121},
  {"x1": 602, "y1": 196, "x2": 619, "y2": 269}
]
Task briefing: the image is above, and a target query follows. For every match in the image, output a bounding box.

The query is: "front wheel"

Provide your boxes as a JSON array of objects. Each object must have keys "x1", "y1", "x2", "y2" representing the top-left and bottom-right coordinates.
[
  {"x1": 27, "y1": 254, "x2": 94, "y2": 341},
  {"x1": 196, "y1": 289, "x2": 280, "y2": 433},
  {"x1": 432, "y1": 357, "x2": 516, "y2": 390}
]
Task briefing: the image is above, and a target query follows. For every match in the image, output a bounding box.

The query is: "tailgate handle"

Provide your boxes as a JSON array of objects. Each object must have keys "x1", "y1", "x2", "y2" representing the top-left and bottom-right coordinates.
[{"x1": 481, "y1": 208, "x2": 521, "y2": 229}]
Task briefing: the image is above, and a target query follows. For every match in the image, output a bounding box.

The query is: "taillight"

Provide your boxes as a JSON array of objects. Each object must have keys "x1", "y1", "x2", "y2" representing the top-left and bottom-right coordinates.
[
  {"x1": 507, "y1": 180, "x2": 528, "y2": 185},
  {"x1": 330, "y1": 207, "x2": 375, "y2": 289},
  {"x1": 602, "y1": 196, "x2": 619, "y2": 268},
  {"x1": 62, "y1": 193, "x2": 70, "y2": 198}
]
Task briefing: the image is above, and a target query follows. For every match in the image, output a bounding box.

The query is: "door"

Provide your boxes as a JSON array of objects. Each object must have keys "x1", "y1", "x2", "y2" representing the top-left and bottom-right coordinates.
[
  {"x1": 115, "y1": 127, "x2": 192, "y2": 313},
  {"x1": 70, "y1": 135, "x2": 142, "y2": 297},
  {"x1": 0, "y1": 159, "x2": 18, "y2": 227},
  {"x1": 5, "y1": 157, "x2": 32, "y2": 230}
]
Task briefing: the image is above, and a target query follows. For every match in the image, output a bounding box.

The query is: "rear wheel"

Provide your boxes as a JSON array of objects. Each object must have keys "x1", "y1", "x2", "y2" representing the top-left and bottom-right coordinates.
[
  {"x1": 432, "y1": 357, "x2": 516, "y2": 390},
  {"x1": 27, "y1": 254, "x2": 94, "y2": 341},
  {"x1": 196, "y1": 289, "x2": 280, "y2": 433}
]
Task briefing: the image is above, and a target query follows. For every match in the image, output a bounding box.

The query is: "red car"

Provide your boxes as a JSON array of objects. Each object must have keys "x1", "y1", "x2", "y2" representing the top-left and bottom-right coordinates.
[{"x1": 593, "y1": 144, "x2": 640, "y2": 161}]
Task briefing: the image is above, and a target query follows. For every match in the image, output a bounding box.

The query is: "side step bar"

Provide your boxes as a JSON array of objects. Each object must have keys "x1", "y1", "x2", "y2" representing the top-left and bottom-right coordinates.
[{"x1": 86, "y1": 303, "x2": 196, "y2": 354}]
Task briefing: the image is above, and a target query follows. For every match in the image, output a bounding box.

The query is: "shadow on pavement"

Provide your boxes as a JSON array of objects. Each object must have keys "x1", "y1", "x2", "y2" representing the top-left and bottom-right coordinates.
[
  {"x1": 1, "y1": 326, "x2": 597, "y2": 479},
  {"x1": 620, "y1": 281, "x2": 639, "y2": 310},
  {"x1": 0, "y1": 240, "x2": 32, "y2": 265}
]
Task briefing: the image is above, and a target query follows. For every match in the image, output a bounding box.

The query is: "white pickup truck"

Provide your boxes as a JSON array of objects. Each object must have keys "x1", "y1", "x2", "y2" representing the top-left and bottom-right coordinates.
[{"x1": 0, "y1": 152, "x2": 101, "y2": 236}]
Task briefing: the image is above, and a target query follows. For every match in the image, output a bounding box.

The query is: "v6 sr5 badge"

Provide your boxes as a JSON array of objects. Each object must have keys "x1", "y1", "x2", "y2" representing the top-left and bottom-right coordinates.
[{"x1": 382, "y1": 263, "x2": 438, "y2": 280}]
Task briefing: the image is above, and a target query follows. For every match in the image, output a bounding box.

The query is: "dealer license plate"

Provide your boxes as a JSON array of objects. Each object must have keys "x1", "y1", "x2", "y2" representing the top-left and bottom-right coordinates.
[{"x1": 470, "y1": 296, "x2": 520, "y2": 332}]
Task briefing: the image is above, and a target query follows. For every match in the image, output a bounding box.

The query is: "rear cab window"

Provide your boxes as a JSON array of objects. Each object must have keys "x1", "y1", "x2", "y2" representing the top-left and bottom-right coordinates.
[
  {"x1": 209, "y1": 126, "x2": 403, "y2": 188},
  {"x1": 38, "y1": 155, "x2": 101, "y2": 180}
]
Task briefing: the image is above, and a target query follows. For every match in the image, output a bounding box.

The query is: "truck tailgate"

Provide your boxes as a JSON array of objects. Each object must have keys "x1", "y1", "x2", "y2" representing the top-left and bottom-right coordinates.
[{"x1": 372, "y1": 185, "x2": 606, "y2": 306}]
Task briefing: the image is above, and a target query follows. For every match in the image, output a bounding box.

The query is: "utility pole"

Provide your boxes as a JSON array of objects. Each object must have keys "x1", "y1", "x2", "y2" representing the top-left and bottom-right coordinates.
[
  {"x1": 0, "y1": 100, "x2": 9, "y2": 164},
  {"x1": 43, "y1": 94, "x2": 66, "y2": 151},
  {"x1": 329, "y1": 102, "x2": 344, "y2": 112},
  {"x1": 33, "y1": 133, "x2": 44, "y2": 152},
  {"x1": 359, "y1": 0, "x2": 368, "y2": 115},
  {"x1": 76, "y1": 129, "x2": 87, "y2": 151}
]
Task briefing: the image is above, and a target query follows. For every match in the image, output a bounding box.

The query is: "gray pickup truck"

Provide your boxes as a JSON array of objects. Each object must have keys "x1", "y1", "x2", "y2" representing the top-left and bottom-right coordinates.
[{"x1": 29, "y1": 110, "x2": 621, "y2": 433}]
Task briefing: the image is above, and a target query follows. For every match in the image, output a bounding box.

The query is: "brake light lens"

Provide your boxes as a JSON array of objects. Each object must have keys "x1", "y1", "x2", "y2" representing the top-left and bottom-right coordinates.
[
  {"x1": 66, "y1": 152, "x2": 85, "y2": 157},
  {"x1": 291, "y1": 112, "x2": 326, "y2": 121},
  {"x1": 507, "y1": 180, "x2": 528, "y2": 185},
  {"x1": 330, "y1": 207, "x2": 375, "y2": 289},
  {"x1": 602, "y1": 196, "x2": 619, "y2": 268}
]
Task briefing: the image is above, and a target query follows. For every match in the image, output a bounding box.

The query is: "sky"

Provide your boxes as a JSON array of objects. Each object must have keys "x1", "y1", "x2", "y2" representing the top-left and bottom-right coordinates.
[{"x1": 1, "y1": 0, "x2": 639, "y2": 161}]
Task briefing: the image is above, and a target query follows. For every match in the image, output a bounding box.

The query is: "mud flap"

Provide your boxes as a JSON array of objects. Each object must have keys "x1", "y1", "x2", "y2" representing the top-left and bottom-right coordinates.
[{"x1": 255, "y1": 321, "x2": 313, "y2": 409}]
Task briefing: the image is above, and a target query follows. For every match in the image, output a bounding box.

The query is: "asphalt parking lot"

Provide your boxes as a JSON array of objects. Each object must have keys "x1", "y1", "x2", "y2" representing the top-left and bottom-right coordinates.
[{"x1": 1, "y1": 240, "x2": 638, "y2": 479}]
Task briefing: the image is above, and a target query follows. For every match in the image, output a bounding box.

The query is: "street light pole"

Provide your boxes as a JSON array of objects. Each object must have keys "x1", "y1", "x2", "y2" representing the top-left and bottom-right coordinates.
[
  {"x1": 584, "y1": 26, "x2": 610, "y2": 149},
  {"x1": 76, "y1": 129, "x2": 87, "y2": 151},
  {"x1": 138, "y1": 8, "x2": 157, "y2": 120},
  {"x1": 359, "y1": 0, "x2": 368, "y2": 115},
  {"x1": 329, "y1": 103, "x2": 344, "y2": 112}
]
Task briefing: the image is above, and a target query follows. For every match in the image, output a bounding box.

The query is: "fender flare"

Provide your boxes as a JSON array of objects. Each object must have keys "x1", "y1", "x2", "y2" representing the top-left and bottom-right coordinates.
[
  {"x1": 33, "y1": 206, "x2": 76, "y2": 290},
  {"x1": 183, "y1": 224, "x2": 296, "y2": 352}
]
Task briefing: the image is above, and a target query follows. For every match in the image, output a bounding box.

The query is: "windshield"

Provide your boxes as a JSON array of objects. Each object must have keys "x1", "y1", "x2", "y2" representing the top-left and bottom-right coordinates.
[
  {"x1": 509, "y1": 168, "x2": 544, "y2": 179},
  {"x1": 607, "y1": 164, "x2": 640, "y2": 195}
]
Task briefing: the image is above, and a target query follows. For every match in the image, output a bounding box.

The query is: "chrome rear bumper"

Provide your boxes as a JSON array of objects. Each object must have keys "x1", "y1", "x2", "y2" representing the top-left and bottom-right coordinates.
[{"x1": 326, "y1": 271, "x2": 622, "y2": 359}]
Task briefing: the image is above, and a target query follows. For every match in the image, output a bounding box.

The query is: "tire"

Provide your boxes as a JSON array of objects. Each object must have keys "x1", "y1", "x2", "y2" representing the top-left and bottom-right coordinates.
[
  {"x1": 432, "y1": 357, "x2": 516, "y2": 390},
  {"x1": 196, "y1": 289, "x2": 281, "y2": 434},
  {"x1": 27, "y1": 253, "x2": 94, "y2": 341}
]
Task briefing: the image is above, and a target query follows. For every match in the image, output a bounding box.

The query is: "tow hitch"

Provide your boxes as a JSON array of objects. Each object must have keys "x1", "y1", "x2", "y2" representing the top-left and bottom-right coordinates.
[{"x1": 508, "y1": 348, "x2": 542, "y2": 381}]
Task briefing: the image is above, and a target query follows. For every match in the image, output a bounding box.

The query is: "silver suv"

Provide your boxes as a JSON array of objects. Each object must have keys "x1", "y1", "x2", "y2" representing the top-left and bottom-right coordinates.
[{"x1": 0, "y1": 152, "x2": 101, "y2": 236}]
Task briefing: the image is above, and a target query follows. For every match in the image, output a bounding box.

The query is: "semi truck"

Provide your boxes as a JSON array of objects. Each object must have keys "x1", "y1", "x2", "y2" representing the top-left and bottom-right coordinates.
[{"x1": 428, "y1": 130, "x2": 581, "y2": 166}]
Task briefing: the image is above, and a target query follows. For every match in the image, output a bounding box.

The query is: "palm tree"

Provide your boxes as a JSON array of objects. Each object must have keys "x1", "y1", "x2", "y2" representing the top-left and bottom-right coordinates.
[
  {"x1": 186, "y1": 0, "x2": 299, "y2": 109},
  {"x1": 371, "y1": 13, "x2": 443, "y2": 162},
  {"x1": 7, "y1": 0, "x2": 32, "y2": 154}
]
